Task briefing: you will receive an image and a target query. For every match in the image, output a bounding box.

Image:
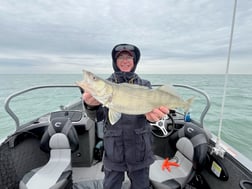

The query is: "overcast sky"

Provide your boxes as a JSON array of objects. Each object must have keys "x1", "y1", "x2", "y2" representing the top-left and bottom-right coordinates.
[{"x1": 0, "y1": 0, "x2": 251, "y2": 74}]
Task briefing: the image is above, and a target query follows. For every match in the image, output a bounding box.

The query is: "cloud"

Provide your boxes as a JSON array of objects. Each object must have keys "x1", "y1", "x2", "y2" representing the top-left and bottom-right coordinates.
[{"x1": 0, "y1": 0, "x2": 251, "y2": 74}]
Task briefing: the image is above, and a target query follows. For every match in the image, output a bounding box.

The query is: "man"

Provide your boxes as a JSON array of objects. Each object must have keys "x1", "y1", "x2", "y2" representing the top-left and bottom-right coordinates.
[{"x1": 83, "y1": 43, "x2": 169, "y2": 189}]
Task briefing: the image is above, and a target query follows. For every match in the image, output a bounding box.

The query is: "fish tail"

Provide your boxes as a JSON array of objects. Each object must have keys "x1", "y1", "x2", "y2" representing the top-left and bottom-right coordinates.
[{"x1": 184, "y1": 97, "x2": 194, "y2": 112}]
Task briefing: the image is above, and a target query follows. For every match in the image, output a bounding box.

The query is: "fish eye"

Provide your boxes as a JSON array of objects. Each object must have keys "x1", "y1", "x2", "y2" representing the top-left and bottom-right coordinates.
[{"x1": 91, "y1": 75, "x2": 97, "y2": 80}]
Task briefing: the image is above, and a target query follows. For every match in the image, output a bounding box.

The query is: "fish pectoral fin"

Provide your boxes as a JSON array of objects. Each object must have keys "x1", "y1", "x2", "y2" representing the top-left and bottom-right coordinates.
[{"x1": 108, "y1": 110, "x2": 121, "y2": 125}]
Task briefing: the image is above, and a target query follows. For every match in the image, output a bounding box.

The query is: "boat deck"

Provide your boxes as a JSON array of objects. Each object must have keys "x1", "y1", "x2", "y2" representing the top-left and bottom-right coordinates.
[{"x1": 72, "y1": 162, "x2": 131, "y2": 189}]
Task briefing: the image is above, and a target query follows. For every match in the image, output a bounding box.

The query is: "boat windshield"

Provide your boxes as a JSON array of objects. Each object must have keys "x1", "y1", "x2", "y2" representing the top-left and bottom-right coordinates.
[{"x1": 4, "y1": 85, "x2": 83, "y2": 129}]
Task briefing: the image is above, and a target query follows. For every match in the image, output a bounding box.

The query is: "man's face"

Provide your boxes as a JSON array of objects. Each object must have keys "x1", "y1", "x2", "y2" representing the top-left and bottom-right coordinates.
[{"x1": 116, "y1": 52, "x2": 134, "y2": 72}]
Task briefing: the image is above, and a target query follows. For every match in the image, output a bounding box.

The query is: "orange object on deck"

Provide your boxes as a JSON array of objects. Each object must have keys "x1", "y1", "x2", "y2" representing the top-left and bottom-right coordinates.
[{"x1": 162, "y1": 158, "x2": 180, "y2": 172}]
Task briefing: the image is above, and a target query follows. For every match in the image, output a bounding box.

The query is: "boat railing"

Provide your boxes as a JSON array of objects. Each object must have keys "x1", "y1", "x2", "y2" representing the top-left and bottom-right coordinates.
[{"x1": 4, "y1": 84, "x2": 81, "y2": 129}]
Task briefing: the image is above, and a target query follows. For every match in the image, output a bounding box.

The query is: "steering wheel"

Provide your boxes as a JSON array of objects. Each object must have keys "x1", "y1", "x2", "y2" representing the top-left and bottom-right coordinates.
[{"x1": 150, "y1": 114, "x2": 175, "y2": 138}]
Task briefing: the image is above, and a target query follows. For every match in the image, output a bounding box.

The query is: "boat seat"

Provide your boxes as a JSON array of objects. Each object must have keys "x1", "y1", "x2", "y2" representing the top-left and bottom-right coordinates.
[
  {"x1": 149, "y1": 123, "x2": 208, "y2": 189},
  {"x1": 20, "y1": 117, "x2": 79, "y2": 189}
]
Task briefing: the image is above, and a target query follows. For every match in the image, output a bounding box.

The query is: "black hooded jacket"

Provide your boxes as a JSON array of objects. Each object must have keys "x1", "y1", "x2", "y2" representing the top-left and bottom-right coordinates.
[{"x1": 85, "y1": 44, "x2": 155, "y2": 172}]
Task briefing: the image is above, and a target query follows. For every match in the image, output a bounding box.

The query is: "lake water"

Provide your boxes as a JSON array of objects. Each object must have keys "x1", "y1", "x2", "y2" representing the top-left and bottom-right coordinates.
[{"x1": 0, "y1": 74, "x2": 251, "y2": 160}]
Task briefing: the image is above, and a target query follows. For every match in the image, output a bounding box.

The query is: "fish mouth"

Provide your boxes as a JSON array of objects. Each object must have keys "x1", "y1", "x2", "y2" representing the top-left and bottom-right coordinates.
[
  {"x1": 83, "y1": 70, "x2": 89, "y2": 82},
  {"x1": 83, "y1": 70, "x2": 95, "y2": 83},
  {"x1": 75, "y1": 70, "x2": 94, "y2": 93},
  {"x1": 80, "y1": 70, "x2": 105, "y2": 96}
]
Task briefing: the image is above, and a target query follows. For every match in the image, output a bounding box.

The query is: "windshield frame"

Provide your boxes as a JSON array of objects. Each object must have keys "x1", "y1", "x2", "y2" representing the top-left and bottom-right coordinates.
[{"x1": 4, "y1": 84, "x2": 82, "y2": 129}]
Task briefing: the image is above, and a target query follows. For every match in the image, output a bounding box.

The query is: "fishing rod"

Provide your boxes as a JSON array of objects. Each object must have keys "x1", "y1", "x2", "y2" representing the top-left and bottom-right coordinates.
[{"x1": 211, "y1": 0, "x2": 238, "y2": 158}]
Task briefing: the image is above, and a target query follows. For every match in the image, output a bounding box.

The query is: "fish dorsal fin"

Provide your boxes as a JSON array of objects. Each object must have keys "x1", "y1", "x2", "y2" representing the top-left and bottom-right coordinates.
[
  {"x1": 120, "y1": 83, "x2": 149, "y2": 90},
  {"x1": 157, "y1": 85, "x2": 179, "y2": 96}
]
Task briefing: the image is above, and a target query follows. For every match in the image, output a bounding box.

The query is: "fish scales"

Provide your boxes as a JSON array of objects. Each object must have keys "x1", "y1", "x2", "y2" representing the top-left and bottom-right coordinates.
[{"x1": 110, "y1": 84, "x2": 160, "y2": 114}]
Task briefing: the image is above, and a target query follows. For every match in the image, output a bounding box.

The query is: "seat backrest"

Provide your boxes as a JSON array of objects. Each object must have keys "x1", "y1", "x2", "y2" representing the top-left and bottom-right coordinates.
[
  {"x1": 20, "y1": 118, "x2": 77, "y2": 189},
  {"x1": 176, "y1": 137, "x2": 194, "y2": 161},
  {"x1": 21, "y1": 133, "x2": 71, "y2": 189},
  {"x1": 169, "y1": 122, "x2": 209, "y2": 171},
  {"x1": 50, "y1": 132, "x2": 71, "y2": 152},
  {"x1": 40, "y1": 117, "x2": 79, "y2": 153},
  {"x1": 150, "y1": 123, "x2": 209, "y2": 189}
]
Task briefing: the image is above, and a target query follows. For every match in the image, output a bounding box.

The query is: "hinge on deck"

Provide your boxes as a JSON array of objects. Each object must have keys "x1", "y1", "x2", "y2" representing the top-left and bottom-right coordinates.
[{"x1": 210, "y1": 143, "x2": 226, "y2": 159}]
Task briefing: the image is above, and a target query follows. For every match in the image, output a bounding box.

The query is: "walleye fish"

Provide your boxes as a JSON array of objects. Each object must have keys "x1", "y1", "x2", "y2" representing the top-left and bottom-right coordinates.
[{"x1": 76, "y1": 70, "x2": 194, "y2": 125}]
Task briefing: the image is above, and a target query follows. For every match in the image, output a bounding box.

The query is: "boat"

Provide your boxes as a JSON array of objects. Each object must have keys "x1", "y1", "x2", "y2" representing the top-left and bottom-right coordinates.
[
  {"x1": 1, "y1": 0, "x2": 251, "y2": 188},
  {"x1": 0, "y1": 83, "x2": 251, "y2": 189}
]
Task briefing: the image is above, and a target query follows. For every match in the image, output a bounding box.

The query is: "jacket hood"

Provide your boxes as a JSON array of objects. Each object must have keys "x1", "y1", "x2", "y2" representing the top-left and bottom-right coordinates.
[{"x1": 111, "y1": 43, "x2": 141, "y2": 73}]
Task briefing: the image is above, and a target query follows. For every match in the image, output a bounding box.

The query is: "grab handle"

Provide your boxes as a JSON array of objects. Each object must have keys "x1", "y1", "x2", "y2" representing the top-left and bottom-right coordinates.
[{"x1": 239, "y1": 180, "x2": 252, "y2": 189}]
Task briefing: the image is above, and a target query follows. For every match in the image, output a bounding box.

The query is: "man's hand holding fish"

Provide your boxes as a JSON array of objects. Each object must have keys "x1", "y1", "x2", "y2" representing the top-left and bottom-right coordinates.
[
  {"x1": 145, "y1": 106, "x2": 169, "y2": 122},
  {"x1": 83, "y1": 92, "x2": 101, "y2": 108}
]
